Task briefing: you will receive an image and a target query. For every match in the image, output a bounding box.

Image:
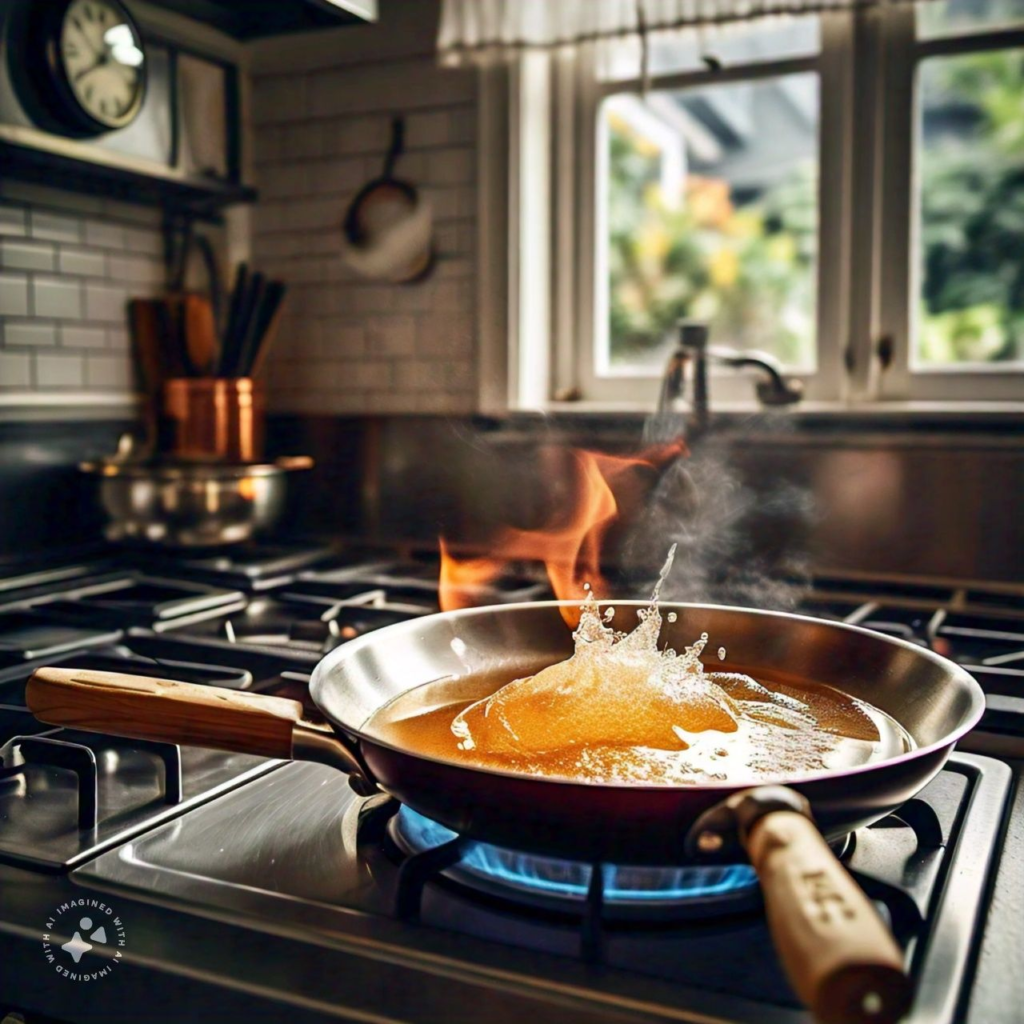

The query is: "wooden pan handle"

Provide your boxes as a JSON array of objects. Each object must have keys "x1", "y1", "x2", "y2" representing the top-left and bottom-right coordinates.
[
  {"x1": 744, "y1": 810, "x2": 912, "y2": 1024},
  {"x1": 27, "y1": 667, "x2": 303, "y2": 760}
]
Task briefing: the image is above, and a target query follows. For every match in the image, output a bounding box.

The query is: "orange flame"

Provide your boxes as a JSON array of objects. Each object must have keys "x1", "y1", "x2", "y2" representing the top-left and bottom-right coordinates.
[{"x1": 439, "y1": 441, "x2": 684, "y2": 623}]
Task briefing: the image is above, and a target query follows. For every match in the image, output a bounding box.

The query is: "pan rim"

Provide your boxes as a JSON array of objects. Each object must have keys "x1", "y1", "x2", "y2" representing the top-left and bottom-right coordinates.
[{"x1": 310, "y1": 599, "x2": 987, "y2": 792}]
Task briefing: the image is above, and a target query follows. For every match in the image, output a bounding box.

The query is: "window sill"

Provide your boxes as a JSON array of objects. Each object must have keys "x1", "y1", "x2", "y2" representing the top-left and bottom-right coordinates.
[
  {"x1": 534, "y1": 398, "x2": 1024, "y2": 421},
  {"x1": 490, "y1": 399, "x2": 1024, "y2": 445}
]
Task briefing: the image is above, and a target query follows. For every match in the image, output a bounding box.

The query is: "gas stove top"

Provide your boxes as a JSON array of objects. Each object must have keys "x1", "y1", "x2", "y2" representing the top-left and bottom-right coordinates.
[{"x1": 1, "y1": 542, "x2": 1023, "y2": 1024}]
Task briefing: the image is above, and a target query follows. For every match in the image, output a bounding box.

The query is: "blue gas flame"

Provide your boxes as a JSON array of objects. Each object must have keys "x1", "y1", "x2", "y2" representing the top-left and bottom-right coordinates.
[{"x1": 397, "y1": 806, "x2": 757, "y2": 902}]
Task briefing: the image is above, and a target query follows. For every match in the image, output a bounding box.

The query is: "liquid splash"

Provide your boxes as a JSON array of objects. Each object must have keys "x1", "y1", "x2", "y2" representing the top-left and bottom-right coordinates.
[{"x1": 444, "y1": 546, "x2": 905, "y2": 785}]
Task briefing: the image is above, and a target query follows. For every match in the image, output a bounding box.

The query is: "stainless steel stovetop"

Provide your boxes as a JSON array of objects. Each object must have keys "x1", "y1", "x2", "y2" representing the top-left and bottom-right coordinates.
[{"x1": 1, "y1": 543, "x2": 1023, "y2": 1024}]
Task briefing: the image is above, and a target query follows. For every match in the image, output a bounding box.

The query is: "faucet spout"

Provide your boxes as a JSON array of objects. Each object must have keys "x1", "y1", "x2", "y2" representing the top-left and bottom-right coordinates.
[
  {"x1": 657, "y1": 322, "x2": 710, "y2": 435},
  {"x1": 657, "y1": 322, "x2": 803, "y2": 433}
]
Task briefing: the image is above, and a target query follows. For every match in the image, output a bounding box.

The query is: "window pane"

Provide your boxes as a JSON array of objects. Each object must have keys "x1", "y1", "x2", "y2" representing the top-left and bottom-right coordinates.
[
  {"x1": 918, "y1": 0, "x2": 1024, "y2": 40},
  {"x1": 916, "y1": 49, "x2": 1024, "y2": 368},
  {"x1": 598, "y1": 17, "x2": 819, "y2": 82},
  {"x1": 602, "y1": 74, "x2": 819, "y2": 374}
]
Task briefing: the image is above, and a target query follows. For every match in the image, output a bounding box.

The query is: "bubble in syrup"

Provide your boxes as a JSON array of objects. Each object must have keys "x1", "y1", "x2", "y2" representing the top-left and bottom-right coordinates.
[
  {"x1": 667, "y1": 612, "x2": 678, "y2": 623},
  {"x1": 718, "y1": 647, "x2": 726, "y2": 661}
]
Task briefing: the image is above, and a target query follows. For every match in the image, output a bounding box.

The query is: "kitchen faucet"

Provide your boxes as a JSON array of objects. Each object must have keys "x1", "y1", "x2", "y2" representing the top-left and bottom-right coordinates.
[{"x1": 657, "y1": 321, "x2": 803, "y2": 435}]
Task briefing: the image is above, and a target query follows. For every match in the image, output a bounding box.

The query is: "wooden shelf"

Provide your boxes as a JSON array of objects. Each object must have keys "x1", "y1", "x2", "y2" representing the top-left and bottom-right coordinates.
[{"x1": 0, "y1": 136, "x2": 257, "y2": 221}]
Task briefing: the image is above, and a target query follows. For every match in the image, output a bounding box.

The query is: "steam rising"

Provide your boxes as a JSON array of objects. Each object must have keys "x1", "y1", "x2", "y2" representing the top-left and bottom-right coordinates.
[
  {"x1": 625, "y1": 411, "x2": 814, "y2": 609},
  {"x1": 437, "y1": 408, "x2": 815, "y2": 611}
]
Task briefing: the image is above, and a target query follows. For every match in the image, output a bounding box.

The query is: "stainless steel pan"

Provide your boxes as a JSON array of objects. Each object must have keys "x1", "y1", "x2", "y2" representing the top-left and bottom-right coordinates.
[{"x1": 27, "y1": 601, "x2": 984, "y2": 1024}]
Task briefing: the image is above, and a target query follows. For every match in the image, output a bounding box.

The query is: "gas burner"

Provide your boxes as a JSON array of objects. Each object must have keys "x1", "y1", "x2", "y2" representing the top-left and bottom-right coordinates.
[{"x1": 389, "y1": 804, "x2": 761, "y2": 921}]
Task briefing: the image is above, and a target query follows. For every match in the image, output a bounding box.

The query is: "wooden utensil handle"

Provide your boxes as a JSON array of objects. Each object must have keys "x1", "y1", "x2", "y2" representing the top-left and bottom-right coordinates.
[
  {"x1": 27, "y1": 667, "x2": 303, "y2": 759},
  {"x1": 744, "y1": 810, "x2": 912, "y2": 1024}
]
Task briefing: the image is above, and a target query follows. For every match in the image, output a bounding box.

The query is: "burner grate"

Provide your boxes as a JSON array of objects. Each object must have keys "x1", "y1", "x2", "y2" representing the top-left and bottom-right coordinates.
[{"x1": 356, "y1": 792, "x2": 947, "y2": 967}]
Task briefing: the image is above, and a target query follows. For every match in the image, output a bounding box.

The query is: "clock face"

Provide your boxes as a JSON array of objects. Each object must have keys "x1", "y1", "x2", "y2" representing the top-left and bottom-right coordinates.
[{"x1": 58, "y1": 0, "x2": 146, "y2": 130}]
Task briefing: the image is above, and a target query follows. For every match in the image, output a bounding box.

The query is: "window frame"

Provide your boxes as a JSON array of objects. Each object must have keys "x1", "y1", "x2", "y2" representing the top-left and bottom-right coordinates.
[
  {"x1": 563, "y1": 18, "x2": 855, "y2": 407},
  {"x1": 475, "y1": 7, "x2": 1024, "y2": 415},
  {"x1": 875, "y1": 9, "x2": 1024, "y2": 401}
]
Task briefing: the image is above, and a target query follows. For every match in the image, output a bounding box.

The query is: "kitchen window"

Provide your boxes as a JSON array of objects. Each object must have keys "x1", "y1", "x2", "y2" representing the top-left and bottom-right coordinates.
[
  {"x1": 475, "y1": 0, "x2": 1024, "y2": 411},
  {"x1": 876, "y1": 0, "x2": 1024, "y2": 401}
]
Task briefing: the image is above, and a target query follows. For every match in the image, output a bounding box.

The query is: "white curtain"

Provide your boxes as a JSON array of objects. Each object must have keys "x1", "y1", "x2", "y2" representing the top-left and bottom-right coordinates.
[{"x1": 438, "y1": 0, "x2": 926, "y2": 65}]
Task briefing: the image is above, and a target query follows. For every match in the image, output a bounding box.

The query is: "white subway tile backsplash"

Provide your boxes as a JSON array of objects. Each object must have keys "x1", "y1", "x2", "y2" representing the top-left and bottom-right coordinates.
[
  {"x1": 396, "y1": 358, "x2": 474, "y2": 392},
  {"x1": 434, "y1": 279, "x2": 473, "y2": 312},
  {"x1": 30, "y1": 211, "x2": 81, "y2": 244},
  {"x1": 33, "y1": 277, "x2": 82, "y2": 319},
  {"x1": 306, "y1": 61, "x2": 473, "y2": 119},
  {"x1": 416, "y1": 313, "x2": 473, "y2": 356},
  {"x1": 0, "y1": 351, "x2": 32, "y2": 387},
  {"x1": 35, "y1": 352, "x2": 84, "y2": 388},
  {"x1": 106, "y1": 327, "x2": 130, "y2": 350},
  {"x1": 259, "y1": 162, "x2": 310, "y2": 199},
  {"x1": 0, "y1": 239, "x2": 56, "y2": 272},
  {"x1": 341, "y1": 360, "x2": 395, "y2": 391},
  {"x1": 426, "y1": 149, "x2": 473, "y2": 186},
  {"x1": 421, "y1": 186, "x2": 475, "y2": 222},
  {"x1": 280, "y1": 257, "x2": 325, "y2": 284},
  {"x1": 0, "y1": 272, "x2": 30, "y2": 316},
  {"x1": 84, "y1": 219, "x2": 125, "y2": 250},
  {"x1": 323, "y1": 116, "x2": 390, "y2": 157},
  {"x1": 59, "y1": 247, "x2": 107, "y2": 277},
  {"x1": 434, "y1": 222, "x2": 475, "y2": 256},
  {"x1": 372, "y1": 390, "x2": 420, "y2": 413},
  {"x1": 288, "y1": 358, "x2": 338, "y2": 390},
  {"x1": 404, "y1": 111, "x2": 451, "y2": 149},
  {"x1": 433, "y1": 257, "x2": 474, "y2": 279},
  {"x1": 448, "y1": 108, "x2": 475, "y2": 144},
  {"x1": 417, "y1": 389, "x2": 474, "y2": 413},
  {"x1": 252, "y1": 126, "x2": 280, "y2": 165},
  {"x1": 304, "y1": 157, "x2": 368, "y2": 195},
  {"x1": 108, "y1": 254, "x2": 164, "y2": 287},
  {"x1": 251, "y1": 44, "x2": 479, "y2": 418},
  {"x1": 282, "y1": 122, "x2": 325, "y2": 159},
  {"x1": 61, "y1": 325, "x2": 107, "y2": 349},
  {"x1": 0, "y1": 205, "x2": 27, "y2": 237},
  {"x1": 365, "y1": 315, "x2": 417, "y2": 356},
  {"x1": 84, "y1": 283, "x2": 128, "y2": 322},
  {"x1": 122, "y1": 227, "x2": 162, "y2": 256},
  {"x1": 1, "y1": 198, "x2": 154, "y2": 397},
  {"x1": 85, "y1": 353, "x2": 132, "y2": 388},
  {"x1": 320, "y1": 322, "x2": 366, "y2": 357},
  {"x1": 251, "y1": 75, "x2": 308, "y2": 125},
  {"x1": 4, "y1": 320, "x2": 57, "y2": 347}
]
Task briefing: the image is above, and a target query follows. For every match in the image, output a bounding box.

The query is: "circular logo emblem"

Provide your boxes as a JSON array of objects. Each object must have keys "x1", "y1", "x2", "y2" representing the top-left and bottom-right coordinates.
[{"x1": 42, "y1": 898, "x2": 126, "y2": 981}]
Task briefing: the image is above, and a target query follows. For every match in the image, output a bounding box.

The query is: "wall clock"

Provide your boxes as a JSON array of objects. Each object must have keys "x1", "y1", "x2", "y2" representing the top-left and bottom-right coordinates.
[{"x1": 19, "y1": 0, "x2": 148, "y2": 135}]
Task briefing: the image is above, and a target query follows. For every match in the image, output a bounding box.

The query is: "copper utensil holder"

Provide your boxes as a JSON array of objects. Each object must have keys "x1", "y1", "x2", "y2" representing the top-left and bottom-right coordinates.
[{"x1": 161, "y1": 378, "x2": 265, "y2": 463}]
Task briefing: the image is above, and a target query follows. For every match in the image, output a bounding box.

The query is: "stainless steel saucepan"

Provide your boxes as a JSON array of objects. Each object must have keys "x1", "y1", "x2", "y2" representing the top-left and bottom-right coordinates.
[
  {"x1": 27, "y1": 601, "x2": 984, "y2": 1024},
  {"x1": 80, "y1": 455, "x2": 313, "y2": 547}
]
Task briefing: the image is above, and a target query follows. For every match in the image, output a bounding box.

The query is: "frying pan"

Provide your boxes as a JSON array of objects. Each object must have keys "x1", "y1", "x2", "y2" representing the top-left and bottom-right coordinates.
[{"x1": 27, "y1": 601, "x2": 984, "y2": 1024}]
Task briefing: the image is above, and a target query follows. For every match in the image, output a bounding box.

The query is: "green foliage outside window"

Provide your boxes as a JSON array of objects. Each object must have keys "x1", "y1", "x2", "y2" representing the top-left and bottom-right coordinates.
[
  {"x1": 918, "y1": 49, "x2": 1024, "y2": 365},
  {"x1": 607, "y1": 109, "x2": 817, "y2": 369}
]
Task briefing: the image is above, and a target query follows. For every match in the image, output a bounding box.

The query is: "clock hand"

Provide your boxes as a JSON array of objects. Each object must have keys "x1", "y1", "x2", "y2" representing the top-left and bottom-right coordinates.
[
  {"x1": 74, "y1": 56, "x2": 106, "y2": 83},
  {"x1": 71, "y1": 19, "x2": 104, "y2": 61}
]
